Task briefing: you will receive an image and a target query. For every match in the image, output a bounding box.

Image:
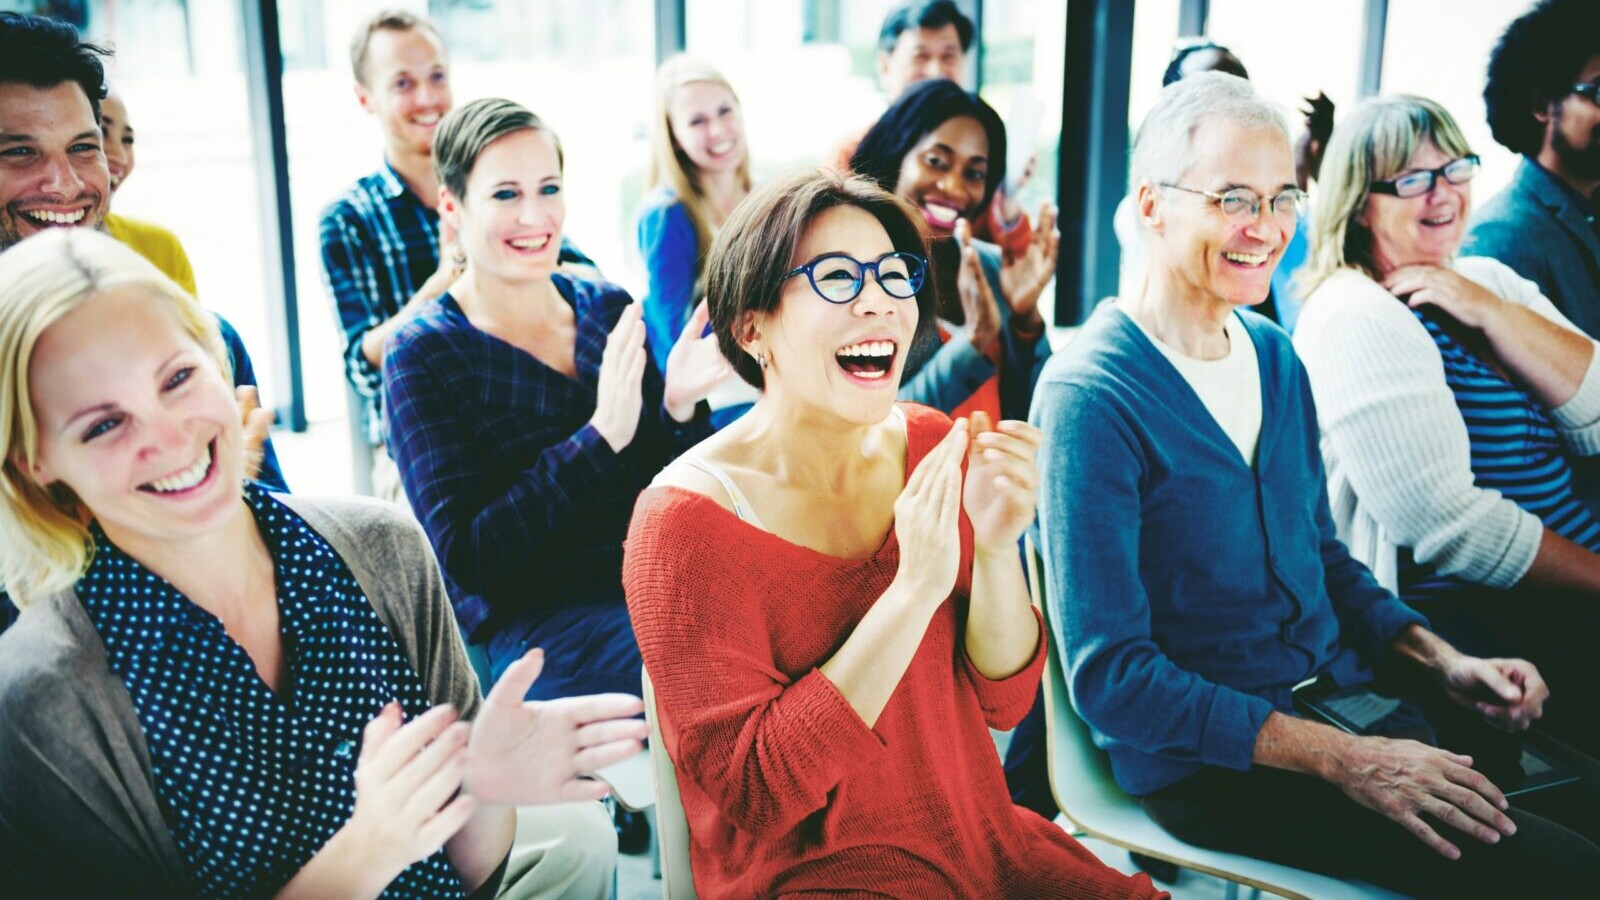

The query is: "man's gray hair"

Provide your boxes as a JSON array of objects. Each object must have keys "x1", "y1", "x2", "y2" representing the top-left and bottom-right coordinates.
[{"x1": 1129, "y1": 71, "x2": 1290, "y2": 190}]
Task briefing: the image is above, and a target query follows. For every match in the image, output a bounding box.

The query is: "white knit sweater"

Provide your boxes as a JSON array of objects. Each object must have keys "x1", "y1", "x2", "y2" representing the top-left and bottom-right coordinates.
[{"x1": 1294, "y1": 257, "x2": 1600, "y2": 593}]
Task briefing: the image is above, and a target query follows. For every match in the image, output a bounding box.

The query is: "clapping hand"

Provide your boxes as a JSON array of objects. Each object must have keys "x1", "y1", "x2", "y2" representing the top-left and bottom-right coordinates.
[
  {"x1": 236, "y1": 385, "x2": 273, "y2": 481},
  {"x1": 464, "y1": 648, "x2": 649, "y2": 806},
  {"x1": 961, "y1": 411, "x2": 1043, "y2": 554},
  {"x1": 590, "y1": 303, "x2": 648, "y2": 451},
  {"x1": 663, "y1": 300, "x2": 734, "y2": 421},
  {"x1": 952, "y1": 219, "x2": 1003, "y2": 353},
  {"x1": 893, "y1": 418, "x2": 968, "y2": 606},
  {"x1": 998, "y1": 203, "x2": 1059, "y2": 327},
  {"x1": 344, "y1": 703, "x2": 477, "y2": 876}
]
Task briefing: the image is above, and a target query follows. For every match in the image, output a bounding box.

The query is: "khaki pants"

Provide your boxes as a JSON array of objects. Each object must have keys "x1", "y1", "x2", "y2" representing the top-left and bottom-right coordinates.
[
  {"x1": 497, "y1": 801, "x2": 617, "y2": 900},
  {"x1": 371, "y1": 445, "x2": 413, "y2": 514}
]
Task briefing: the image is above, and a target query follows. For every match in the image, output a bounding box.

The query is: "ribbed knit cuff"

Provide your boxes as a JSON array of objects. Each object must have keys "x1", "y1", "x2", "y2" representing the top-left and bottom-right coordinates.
[
  {"x1": 962, "y1": 606, "x2": 1046, "y2": 730},
  {"x1": 1551, "y1": 342, "x2": 1600, "y2": 455}
]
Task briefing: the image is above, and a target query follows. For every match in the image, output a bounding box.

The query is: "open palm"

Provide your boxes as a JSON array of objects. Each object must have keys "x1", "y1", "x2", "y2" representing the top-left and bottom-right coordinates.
[
  {"x1": 961, "y1": 412, "x2": 1043, "y2": 552},
  {"x1": 999, "y1": 204, "x2": 1060, "y2": 322},
  {"x1": 465, "y1": 649, "x2": 649, "y2": 806}
]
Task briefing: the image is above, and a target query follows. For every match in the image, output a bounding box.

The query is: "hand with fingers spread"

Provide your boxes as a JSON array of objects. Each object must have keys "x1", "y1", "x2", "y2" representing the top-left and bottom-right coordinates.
[
  {"x1": 1382, "y1": 265, "x2": 1507, "y2": 331},
  {"x1": 236, "y1": 385, "x2": 274, "y2": 481},
  {"x1": 464, "y1": 648, "x2": 649, "y2": 806},
  {"x1": 345, "y1": 703, "x2": 477, "y2": 879},
  {"x1": 663, "y1": 300, "x2": 734, "y2": 422},
  {"x1": 1328, "y1": 732, "x2": 1517, "y2": 860},
  {"x1": 998, "y1": 203, "x2": 1059, "y2": 328},
  {"x1": 590, "y1": 302, "x2": 649, "y2": 451},
  {"x1": 893, "y1": 418, "x2": 968, "y2": 605},
  {"x1": 952, "y1": 220, "x2": 1002, "y2": 353},
  {"x1": 1439, "y1": 654, "x2": 1548, "y2": 732},
  {"x1": 962, "y1": 411, "x2": 1043, "y2": 553}
]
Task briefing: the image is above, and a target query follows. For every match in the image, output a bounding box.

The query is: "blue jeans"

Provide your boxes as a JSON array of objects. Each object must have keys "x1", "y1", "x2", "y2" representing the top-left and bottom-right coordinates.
[{"x1": 485, "y1": 601, "x2": 643, "y2": 701}]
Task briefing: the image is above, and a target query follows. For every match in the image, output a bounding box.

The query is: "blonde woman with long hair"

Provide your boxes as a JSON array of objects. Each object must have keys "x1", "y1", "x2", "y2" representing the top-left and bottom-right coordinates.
[
  {"x1": 635, "y1": 55, "x2": 752, "y2": 426},
  {"x1": 0, "y1": 228, "x2": 645, "y2": 898}
]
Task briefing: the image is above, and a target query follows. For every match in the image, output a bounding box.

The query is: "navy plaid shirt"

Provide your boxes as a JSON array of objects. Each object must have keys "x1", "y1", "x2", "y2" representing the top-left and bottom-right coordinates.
[
  {"x1": 319, "y1": 161, "x2": 592, "y2": 446},
  {"x1": 383, "y1": 273, "x2": 709, "y2": 641}
]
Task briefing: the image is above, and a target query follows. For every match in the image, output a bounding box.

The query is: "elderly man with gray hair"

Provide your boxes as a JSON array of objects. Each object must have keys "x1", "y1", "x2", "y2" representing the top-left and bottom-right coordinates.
[{"x1": 1032, "y1": 71, "x2": 1600, "y2": 894}]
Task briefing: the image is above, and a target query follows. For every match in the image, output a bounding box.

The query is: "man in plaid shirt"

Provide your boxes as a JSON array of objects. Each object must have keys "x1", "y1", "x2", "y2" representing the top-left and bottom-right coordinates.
[{"x1": 320, "y1": 10, "x2": 590, "y2": 501}]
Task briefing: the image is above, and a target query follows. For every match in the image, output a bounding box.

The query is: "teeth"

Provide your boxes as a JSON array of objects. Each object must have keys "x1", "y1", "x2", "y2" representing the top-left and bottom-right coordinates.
[
  {"x1": 1422, "y1": 215, "x2": 1454, "y2": 225},
  {"x1": 144, "y1": 445, "x2": 212, "y2": 493},
  {"x1": 1223, "y1": 251, "x2": 1268, "y2": 266},
  {"x1": 413, "y1": 113, "x2": 441, "y2": 125},
  {"x1": 24, "y1": 209, "x2": 86, "y2": 225},
  {"x1": 852, "y1": 368, "x2": 888, "y2": 379},
  {"x1": 709, "y1": 140, "x2": 734, "y2": 155},
  {"x1": 924, "y1": 204, "x2": 958, "y2": 225},
  {"x1": 838, "y1": 340, "x2": 895, "y2": 358},
  {"x1": 509, "y1": 236, "x2": 551, "y2": 250}
]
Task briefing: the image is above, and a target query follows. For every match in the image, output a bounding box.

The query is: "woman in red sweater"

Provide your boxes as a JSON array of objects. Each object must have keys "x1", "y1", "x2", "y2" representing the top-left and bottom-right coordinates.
[{"x1": 622, "y1": 168, "x2": 1162, "y2": 899}]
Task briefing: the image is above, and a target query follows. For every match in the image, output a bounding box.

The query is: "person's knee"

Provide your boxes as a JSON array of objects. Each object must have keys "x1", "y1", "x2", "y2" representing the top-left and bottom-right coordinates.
[{"x1": 497, "y1": 801, "x2": 617, "y2": 900}]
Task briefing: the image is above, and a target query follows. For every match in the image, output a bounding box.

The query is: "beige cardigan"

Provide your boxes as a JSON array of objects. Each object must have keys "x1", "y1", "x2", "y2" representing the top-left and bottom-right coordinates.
[{"x1": 0, "y1": 494, "x2": 483, "y2": 897}]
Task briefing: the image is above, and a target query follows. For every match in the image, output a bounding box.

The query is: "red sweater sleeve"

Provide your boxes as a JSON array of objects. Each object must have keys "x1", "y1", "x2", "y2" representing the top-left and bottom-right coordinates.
[
  {"x1": 962, "y1": 605, "x2": 1046, "y2": 731},
  {"x1": 623, "y1": 490, "x2": 888, "y2": 840}
]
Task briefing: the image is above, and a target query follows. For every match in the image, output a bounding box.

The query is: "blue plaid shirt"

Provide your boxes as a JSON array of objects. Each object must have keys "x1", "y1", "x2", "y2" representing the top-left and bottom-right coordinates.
[
  {"x1": 319, "y1": 161, "x2": 593, "y2": 446},
  {"x1": 383, "y1": 273, "x2": 709, "y2": 641}
]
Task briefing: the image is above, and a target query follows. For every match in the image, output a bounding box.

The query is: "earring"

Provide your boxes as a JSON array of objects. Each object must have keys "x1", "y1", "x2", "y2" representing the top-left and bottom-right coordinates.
[
  {"x1": 757, "y1": 351, "x2": 768, "y2": 370},
  {"x1": 450, "y1": 248, "x2": 467, "y2": 275}
]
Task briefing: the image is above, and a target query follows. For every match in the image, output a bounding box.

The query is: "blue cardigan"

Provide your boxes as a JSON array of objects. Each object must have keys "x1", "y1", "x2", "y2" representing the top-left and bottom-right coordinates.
[
  {"x1": 635, "y1": 189, "x2": 699, "y2": 377},
  {"x1": 1031, "y1": 304, "x2": 1427, "y2": 796}
]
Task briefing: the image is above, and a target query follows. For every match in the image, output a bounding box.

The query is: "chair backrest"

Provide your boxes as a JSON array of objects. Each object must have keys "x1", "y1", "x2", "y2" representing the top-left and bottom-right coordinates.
[
  {"x1": 641, "y1": 667, "x2": 698, "y2": 900},
  {"x1": 1025, "y1": 537, "x2": 1136, "y2": 828}
]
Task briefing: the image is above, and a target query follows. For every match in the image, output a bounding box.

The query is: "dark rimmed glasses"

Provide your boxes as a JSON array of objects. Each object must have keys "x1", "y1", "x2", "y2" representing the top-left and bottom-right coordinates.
[
  {"x1": 1572, "y1": 81, "x2": 1600, "y2": 105},
  {"x1": 1161, "y1": 184, "x2": 1307, "y2": 221},
  {"x1": 1369, "y1": 155, "x2": 1479, "y2": 198},
  {"x1": 783, "y1": 251, "x2": 927, "y2": 304}
]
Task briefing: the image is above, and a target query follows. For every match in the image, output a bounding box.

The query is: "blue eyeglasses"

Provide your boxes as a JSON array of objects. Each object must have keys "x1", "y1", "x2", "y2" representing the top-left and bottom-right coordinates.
[{"x1": 783, "y1": 251, "x2": 927, "y2": 304}]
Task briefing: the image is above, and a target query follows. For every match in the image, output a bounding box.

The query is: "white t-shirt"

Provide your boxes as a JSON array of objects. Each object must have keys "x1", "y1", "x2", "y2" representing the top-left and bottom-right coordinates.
[{"x1": 1130, "y1": 310, "x2": 1263, "y2": 465}]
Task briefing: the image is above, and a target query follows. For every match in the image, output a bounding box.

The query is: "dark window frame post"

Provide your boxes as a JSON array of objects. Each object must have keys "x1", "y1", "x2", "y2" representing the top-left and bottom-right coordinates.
[
  {"x1": 1056, "y1": 0, "x2": 1135, "y2": 326},
  {"x1": 241, "y1": 0, "x2": 307, "y2": 431}
]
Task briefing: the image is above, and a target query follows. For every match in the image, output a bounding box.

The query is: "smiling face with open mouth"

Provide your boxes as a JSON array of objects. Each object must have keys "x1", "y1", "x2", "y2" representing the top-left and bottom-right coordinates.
[
  {"x1": 894, "y1": 114, "x2": 989, "y2": 235},
  {"x1": 358, "y1": 25, "x2": 452, "y2": 160},
  {"x1": 667, "y1": 80, "x2": 746, "y2": 177},
  {"x1": 1147, "y1": 120, "x2": 1295, "y2": 310},
  {"x1": 27, "y1": 285, "x2": 247, "y2": 550},
  {"x1": 1363, "y1": 141, "x2": 1471, "y2": 273},
  {"x1": 758, "y1": 205, "x2": 919, "y2": 425},
  {"x1": 0, "y1": 81, "x2": 109, "y2": 250},
  {"x1": 443, "y1": 127, "x2": 565, "y2": 284}
]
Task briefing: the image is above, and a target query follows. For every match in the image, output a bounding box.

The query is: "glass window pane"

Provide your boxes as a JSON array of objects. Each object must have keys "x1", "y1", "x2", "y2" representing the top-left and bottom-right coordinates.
[
  {"x1": 83, "y1": 2, "x2": 277, "y2": 410},
  {"x1": 1381, "y1": 0, "x2": 1533, "y2": 203},
  {"x1": 1208, "y1": 0, "x2": 1365, "y2": 137},
  {"x1": 281, "y1": 0, "x2": 656, "y2": 427},
  {"x1": 1128, "y1": 0, "x2": 1181, "y2": 134}
]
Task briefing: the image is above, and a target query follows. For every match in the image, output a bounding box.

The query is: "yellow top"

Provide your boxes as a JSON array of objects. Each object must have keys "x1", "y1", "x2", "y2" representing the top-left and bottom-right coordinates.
[{"x1": 103, "y1": 212, "x2": 198, "y2": 297}]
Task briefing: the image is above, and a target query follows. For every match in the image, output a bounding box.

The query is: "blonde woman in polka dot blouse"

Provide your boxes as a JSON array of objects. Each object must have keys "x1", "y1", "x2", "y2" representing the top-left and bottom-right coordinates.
[{"x1": 0, "y1": 229, "x2": 649, "y2": 898}]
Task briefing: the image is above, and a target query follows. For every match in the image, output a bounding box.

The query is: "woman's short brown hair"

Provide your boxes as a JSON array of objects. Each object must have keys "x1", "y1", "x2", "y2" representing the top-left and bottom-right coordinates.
[
  {"x1": 432, "y1": 97, "x2": 563, "y2": 202},
  {"x1": 705, "y1": 167, "x2": 936, "y2": 389}
]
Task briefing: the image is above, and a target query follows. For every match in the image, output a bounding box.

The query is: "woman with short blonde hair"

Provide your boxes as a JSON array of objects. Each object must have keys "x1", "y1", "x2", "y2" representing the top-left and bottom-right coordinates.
[
  {"x1": 0, "y1": 228, "x2": 645, "y2": 898},
  {"x1": 1294, "y1": 94, "x2": 1600, "y2": 756}
]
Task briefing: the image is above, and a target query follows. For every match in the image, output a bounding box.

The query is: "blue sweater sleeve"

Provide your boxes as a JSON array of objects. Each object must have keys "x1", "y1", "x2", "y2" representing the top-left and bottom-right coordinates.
[
  {"x1": 1035, "y1": 379, "x2": 1274, "y2": 775},
  {"x1": 636, "y1": 199, "x2": 700, "y2": 375}
]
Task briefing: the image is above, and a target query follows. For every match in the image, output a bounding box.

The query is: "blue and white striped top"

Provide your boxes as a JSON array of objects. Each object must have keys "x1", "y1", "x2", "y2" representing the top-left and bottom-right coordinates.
[{"x1": 1400, "y1": 309, "x2": 1600, "y2": 599}]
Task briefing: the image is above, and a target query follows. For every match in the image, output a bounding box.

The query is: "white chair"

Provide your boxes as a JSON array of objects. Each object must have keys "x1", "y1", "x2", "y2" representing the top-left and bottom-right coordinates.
[
  {"x1": 641, "y1": 667, "x2": 698, "y2": 899},
  {"x1": 1027, "y1": 540, "x2": 1405, "y2": 900}
]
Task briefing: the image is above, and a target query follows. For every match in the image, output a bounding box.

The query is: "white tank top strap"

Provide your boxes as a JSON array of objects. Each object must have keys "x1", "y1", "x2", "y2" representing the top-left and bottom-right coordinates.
[{"x1": 677, "y1": 457, "x2": 768, "y2": 530}]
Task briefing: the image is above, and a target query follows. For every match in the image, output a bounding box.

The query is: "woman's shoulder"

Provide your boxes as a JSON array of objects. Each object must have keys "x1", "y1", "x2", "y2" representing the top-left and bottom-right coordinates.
[
  {"x1": 0, "y1": 592, "x2": 116, "y2": 735},
  {"x1": 275, "y1": 492, "x2": 427, "y2": 555},
  {"x1": 1454, "y1": 255, "x2": 1543, "y2": 307},
  {"x1": 1297, "y1": 267, "x2": 1422, "y2": 338},
  {"x1": 635, "y1": 188, "x2": 689, "y2": 227}
]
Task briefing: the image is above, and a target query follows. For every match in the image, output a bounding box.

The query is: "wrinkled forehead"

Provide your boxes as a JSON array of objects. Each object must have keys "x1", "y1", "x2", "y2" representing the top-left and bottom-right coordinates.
[{"x1": 1180, "y1": 119, "x2": 1294, "y2": 190}]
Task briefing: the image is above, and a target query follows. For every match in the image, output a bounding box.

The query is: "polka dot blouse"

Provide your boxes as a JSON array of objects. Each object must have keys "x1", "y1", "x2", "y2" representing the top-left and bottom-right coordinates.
[{"x1": 78, "y1": 484, "x2": 468, "y2": 899}]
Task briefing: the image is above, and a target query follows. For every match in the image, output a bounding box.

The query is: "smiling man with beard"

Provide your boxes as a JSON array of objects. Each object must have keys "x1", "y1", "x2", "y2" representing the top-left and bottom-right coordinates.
[{"x1": 1468, "y1": 0, "x2": 1600, "y2": 336}]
